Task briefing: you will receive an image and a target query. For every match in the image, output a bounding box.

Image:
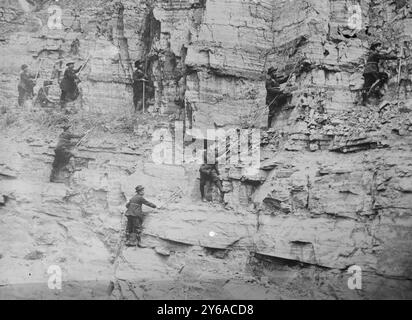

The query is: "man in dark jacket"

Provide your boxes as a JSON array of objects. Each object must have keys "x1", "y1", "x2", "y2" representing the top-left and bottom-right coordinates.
[
  {"x1": 362, "y1": 42, "x2": 398, "y2": 103},
  {"x1": 18, "y1": 64, "x2": 36, "y2": 107},
  {"x1": 199, "y1": 163, "x2": 224, "y2": 203},
  {"x1": 50, "y1": 123, "x2": 85, "y2": 182},
  {"x1": 132, "y1": 60, "x2": 148, "y2": 112},
  {"x1": 60, "y1": 62, "x2": 82, "y2": 107},
  {"x1": 125, "y1": 185, "x2": 157, "y2": 246},
  {"x1": 266, "y1": 66, "x2": 291, "y2": 127}
]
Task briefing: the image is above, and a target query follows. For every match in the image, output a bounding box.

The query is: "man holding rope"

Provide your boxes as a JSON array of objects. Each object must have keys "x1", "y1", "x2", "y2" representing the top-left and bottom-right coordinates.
[
  {"x1": 362, "y1": 42, "x2": 398, "y2": 104},
  {"x1": 199, "y1": 163, "x2": 224, "y2": 203},
  {"x1": 266, "y1": 66, "x2": 292, "y2": 128},
  {"x1": 60, "y1": 61, "x2": 84, "y2": 108}
]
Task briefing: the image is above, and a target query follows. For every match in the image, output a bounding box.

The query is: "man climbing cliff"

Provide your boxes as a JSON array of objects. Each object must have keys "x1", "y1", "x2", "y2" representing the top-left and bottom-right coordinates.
[
  {"x1": 398, "y1": 42, "x2": 412, "y2": 99},
  {"x1": 266, "y1": 66, "x2": 292, "y2": 127},
  {"x1": 17, "y1": 64, "x2": 36, "y2": 107},
  {"x1": 362, "y1": 42, "x2": 398, "y2": 104},
  {"x1": 50, "y1": 123, "x2": 85, "y2": 183},
  {"x1": 199, "y1": 163, "x2": 224, "y2": 203},
  {"x1": 124, "y1": 185, "x2": 157, "y2": 246},
  {"x1": 60, "y1": 62, "x2": 82, "y2": 108}
]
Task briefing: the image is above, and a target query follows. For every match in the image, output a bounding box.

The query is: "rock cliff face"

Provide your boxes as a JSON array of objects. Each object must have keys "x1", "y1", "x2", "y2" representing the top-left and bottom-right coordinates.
[{"x1": 0, "y1": 0, "x2": 412, "y2": 299}]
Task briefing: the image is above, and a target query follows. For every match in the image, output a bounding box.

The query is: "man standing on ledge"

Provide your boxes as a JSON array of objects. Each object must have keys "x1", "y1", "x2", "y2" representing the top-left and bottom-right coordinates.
[
  {"x1": 199, "y1": 163, "x2": 224, "y2": 203},
  {"x1": 60, "y1": 62, "x2": 82, "y2": 108},
  {"x1": 125, "y1": 185, "x2": 157, "y2": 246},
  {"x1": 362, "y1": 42, "x2": 398, "y2": 104},
  {"x1": 132, "y1": 60, "x2": 149, "y2": 112},
  {"x1": 18, "y1": 64, "x2": 35, "y2": 107},
  {"x1": 266, "y1": 66, "x2": 291, "y2": 128}
]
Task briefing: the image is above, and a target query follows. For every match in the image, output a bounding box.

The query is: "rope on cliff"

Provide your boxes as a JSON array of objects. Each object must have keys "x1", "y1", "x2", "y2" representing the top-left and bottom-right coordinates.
[
  {"x1": 34, "y1": 58, "x2": 45, "y2": 83},
  {"x1": 75, "y1": 125, "x2": 98, "y2": 148},
  {"x1": 267, "y1": 59, "x2": 301, "y2": 109},
  {"x1": 113, "y1": 210, "x2": 127, "y2": 274},
  {"x1": 397, "y1": 44, "x2": 405, "y2": 107},
  {"x1": 78, "y1": 54, "x2": 91, "y2": 76}
]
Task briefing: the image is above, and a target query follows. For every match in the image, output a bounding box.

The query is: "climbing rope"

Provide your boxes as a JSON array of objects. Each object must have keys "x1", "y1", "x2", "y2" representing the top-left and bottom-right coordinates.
[{"x1": 113, "y1": 210, "x2": 127, "y2": 274}]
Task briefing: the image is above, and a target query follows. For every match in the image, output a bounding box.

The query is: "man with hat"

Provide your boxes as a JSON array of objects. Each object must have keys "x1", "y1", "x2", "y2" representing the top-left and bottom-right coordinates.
[
  {"x1": 124, "y1": 185, "x2": 157, "y2": 246},
  {"x1": 35, "y1": 80, "x2": 54, "y2": 108},
  {"x1": 266, "y1": 66, "x2": 291, "y2": 127},
  {"x1": 362, "y1": 42, "x2": 398, "y2": 104},
  {"x1": 50, "y1": 122, "x2": 85, "y2": 182},
  {"x1": 17, "y1": 64, "x2": 36, "y2": 107},
  {"x1": 60, "y1": 62, "x2": 82, "y2": 107},
  {"x1": 132, "y1": 60, "x2": 149, "y2": 112}
]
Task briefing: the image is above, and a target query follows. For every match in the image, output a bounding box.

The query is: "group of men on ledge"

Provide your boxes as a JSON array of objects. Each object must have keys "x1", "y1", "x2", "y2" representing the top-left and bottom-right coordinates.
[
  {"x1": 17, "y1": 61, "x2": 83, "y2": 109},
  {"x1": 18, "y1": 59, "x2": 151, "y2": 112}
]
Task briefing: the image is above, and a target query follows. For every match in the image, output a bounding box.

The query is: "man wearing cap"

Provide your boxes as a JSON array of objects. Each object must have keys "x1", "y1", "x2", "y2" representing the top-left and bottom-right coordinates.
[
  {"x1": 266, "y1": 66, "x2": 291, "y2": 127},
  {"x1": 125, "y1": 186, "x2": 157, "y2": 246},
  {"x1": 50, "y1": 123, "x2": 85, "y2": 182},
  {"x1": 17, "y1": 64, "x2": 36, "y2": 107},
  {"x1": 132, "y1": 60, "x2": 149, "y2": 112},
  {"x1": 362, "y1": 42, "x2": 398, "y2": 104},
  {"x1": 60, "y1": 62, "x2": 82, "y2": 107}
]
